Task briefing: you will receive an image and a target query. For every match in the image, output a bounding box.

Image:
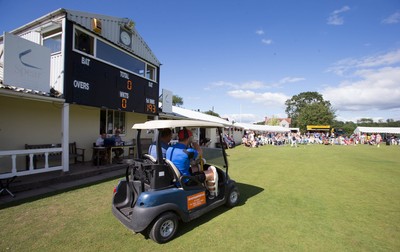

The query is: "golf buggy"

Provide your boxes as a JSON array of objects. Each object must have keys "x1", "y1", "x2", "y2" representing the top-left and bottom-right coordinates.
[{"x1": 111, "y1": 119, "x2": 240, "y2": 243}]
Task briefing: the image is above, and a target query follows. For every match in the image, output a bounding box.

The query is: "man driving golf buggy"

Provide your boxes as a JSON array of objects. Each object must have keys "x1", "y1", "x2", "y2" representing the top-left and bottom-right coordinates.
[{"x1": 166, "y1": 128, "x2": 218, "y2": 198}]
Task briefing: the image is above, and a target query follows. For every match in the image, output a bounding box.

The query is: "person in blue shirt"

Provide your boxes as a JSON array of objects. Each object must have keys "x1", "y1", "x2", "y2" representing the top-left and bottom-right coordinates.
[
  {"x1": 148, "y1": 128, "x2": 172, "y2": 159},
  {"x1": 166, "y1": 129, "x2": 199, "y2": 176},
  {"x1": 167, "y1": 128, "x2": 219, "y2": 200},
  {"x1": 111, "y1": 129, "x2": 124, "y2": 160},
  {"x1": 166, "y1": 129, "x2": 215, "y2": 185}
]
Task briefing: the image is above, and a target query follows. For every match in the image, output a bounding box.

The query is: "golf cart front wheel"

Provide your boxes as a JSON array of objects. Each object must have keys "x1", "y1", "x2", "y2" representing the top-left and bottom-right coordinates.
[
  {"x1": 149, "y1": 212, "x2": 178, "y2": 244},
  {"x1": 226, "y1": 187, "x2": 239, "y2": 207}
]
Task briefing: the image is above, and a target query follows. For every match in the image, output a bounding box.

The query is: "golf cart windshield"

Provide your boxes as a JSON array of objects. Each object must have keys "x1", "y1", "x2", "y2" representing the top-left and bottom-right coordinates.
[{"x1": 201, "y1": 147, "x2": 226, "y2": 169}]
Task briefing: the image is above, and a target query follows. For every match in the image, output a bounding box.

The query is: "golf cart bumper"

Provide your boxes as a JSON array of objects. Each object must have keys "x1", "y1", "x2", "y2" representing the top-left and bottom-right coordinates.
[{"x1": 112, "y1": 203, "x2": 183, "y2": 233}]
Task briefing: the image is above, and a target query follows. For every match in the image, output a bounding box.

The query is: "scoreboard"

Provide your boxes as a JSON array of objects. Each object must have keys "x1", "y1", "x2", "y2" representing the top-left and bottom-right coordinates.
[{"x1": 64, "y1": 52, "x2": 158, "y2": 115}]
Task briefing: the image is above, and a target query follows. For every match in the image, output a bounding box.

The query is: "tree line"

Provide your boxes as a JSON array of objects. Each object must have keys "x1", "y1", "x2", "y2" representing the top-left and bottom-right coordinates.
[
  {"x1": 168, "y1": 92, "x2": 399, "y2": 136},
  {"x1": 284, "y1": 91, "x2": 399, "y2": 135}
]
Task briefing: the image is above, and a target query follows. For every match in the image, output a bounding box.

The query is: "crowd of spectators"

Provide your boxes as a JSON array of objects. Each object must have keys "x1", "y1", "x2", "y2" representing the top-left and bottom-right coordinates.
[
  {"x1": 386, "y1": 135, "x2": 400, "y2": 145},
  {"x1": 239, "y1": 131, "x2": 400, "y2": 147},
  {"x1": 241, "y1": 131, "x2": 288, "y2": 147}
]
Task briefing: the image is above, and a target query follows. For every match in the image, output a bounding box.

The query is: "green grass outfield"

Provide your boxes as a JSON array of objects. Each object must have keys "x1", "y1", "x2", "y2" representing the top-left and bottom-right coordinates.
[{"x1": 0, "y1": 144, "x2": 399, "y2": 251}]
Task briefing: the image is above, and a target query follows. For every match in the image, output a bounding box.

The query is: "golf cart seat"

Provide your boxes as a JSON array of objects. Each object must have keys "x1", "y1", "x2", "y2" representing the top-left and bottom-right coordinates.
[
  {"x1": 164, "y1": 159, "x2": 181, "y2": 183},
  {"x1": 143, "y1": 154, "x2": 156, "y2": 163}
]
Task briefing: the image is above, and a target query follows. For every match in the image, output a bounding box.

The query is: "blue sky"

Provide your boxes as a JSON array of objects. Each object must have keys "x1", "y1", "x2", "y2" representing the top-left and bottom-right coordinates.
[{"x1": 1, "y1": 0, "x2": 400, "y2": 123}]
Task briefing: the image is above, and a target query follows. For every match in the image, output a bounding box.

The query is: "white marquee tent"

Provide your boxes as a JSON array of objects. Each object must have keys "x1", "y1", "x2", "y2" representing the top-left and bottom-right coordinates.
[{"x1": 354, "y1": 127, "x2": 400, "y2": 135}]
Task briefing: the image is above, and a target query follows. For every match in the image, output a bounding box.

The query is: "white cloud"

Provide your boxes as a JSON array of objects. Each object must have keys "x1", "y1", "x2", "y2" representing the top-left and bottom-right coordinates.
[
  {"x1": 327, "y1": 49, "x2": 400, "y2": 76},
  {"x1": 327, "y1": 6, "x2": 350, "y2": 25},
  {"x1": 330, "y1": 107, "x2": 400, "y2": 122},
  {"x1": 223, "y1": 113, "x2": 262, "y2": 123},
  {"x1": 227, "y1": 90, "x2": 289, "y2": 107},
  {"x1": 241, "y1": 81, "x2": 268, "y2": 89},
  {"x1": 209, "y1": 81, "x2": 237, "y2": 89},
  {"x1": 322, "y1": 66, "x2": 400, "y2": 111},
  {"x1": 208, "y1": 77, "x2": 304, "y2": 91},
  {"x1": 279, "y1": 77, "x2": 305, "y2": 84},
  {"x1": 382, "y1": 11, "x2": 400, "y2": 24},
  {"x1": 208, "y1": 80, "x2": 268, "y2": 90},
  {"x1": 261, "y1": 39, "x2": 273, "y2": 45},
  {"x1": 255, "y1": 29, "x2": 265, "y2": 35},
  {"x1": 323, "y1": 49, "x2": 400, "y2": 119},
  {"x1": 255, "y1": 29, "x2": 272, "y2": 46}
]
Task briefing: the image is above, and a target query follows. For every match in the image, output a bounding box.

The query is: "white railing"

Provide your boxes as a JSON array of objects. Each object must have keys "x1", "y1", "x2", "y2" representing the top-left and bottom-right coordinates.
[{"x1": 0, "y1": 148, "x2": 63, "y2": 179}]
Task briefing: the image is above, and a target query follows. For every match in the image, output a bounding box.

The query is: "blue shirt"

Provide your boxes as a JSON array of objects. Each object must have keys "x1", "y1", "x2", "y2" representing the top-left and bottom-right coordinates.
[
  {"x1": 166, "y1": 143, "x2": 198, "y2": 177},
  {"x1": 148, "y1": 141, "x2": 169, "y2": 159},
  {"x1": 112, "y1": 135, "x2": 123, "y2": 145}
]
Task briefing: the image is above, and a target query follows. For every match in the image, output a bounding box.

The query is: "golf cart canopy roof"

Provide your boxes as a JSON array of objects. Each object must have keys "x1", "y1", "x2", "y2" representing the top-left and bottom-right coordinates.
[{"x1": 132, "y1": 120, "x2": 225, "y2": 130}]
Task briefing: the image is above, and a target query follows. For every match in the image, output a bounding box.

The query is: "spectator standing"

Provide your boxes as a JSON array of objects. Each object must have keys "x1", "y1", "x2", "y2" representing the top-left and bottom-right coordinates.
[{"x1": 376, "y1": 133, "x2": 382, "y2": 147}]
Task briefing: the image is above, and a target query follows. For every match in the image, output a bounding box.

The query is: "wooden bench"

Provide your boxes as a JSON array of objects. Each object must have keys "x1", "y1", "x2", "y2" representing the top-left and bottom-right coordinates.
[{"x1": 25, "y1": 142, "x2": 85, "y2": 169}]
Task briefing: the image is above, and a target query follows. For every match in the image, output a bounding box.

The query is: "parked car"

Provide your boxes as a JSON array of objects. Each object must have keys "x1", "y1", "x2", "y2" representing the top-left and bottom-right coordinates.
[{"x1": 111, "y1": 119, "x2": 240, "y2": 243}]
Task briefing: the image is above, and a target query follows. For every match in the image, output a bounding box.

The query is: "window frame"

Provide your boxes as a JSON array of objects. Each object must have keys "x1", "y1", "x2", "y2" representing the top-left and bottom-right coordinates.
[
  {"x1": 43, "y1": 31, "x2": 62, "y2": 55},
  {"x1": 146, "y1": 64, "x2": 156, "y2": 81},
  {"x1": 72, "y1": 25, "x2": 158, "y2": 82},
  {"x1": 96, "y1": 39, "x2": 145, "y2": 77},
  {"x1": 73, "y1": 27, "x2": 95, "y2": 56},
  {"x1": 100, "y1": 109, "x2": 126, "y2": 135}
]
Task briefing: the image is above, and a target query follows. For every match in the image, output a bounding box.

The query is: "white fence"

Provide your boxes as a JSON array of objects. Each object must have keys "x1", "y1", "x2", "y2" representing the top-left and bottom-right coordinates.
[{"x1": 0, "y1": 148, "x2": 63, "y2": 179}]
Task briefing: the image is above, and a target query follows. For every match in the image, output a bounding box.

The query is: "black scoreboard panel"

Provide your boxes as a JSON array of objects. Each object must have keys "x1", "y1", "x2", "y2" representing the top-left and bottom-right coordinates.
[{"x1": 64, "y1": 52, "x2": 158, "y2": 114}]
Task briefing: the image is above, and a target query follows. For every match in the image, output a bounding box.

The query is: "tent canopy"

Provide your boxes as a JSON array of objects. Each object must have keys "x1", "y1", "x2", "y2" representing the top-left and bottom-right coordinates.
[{"x1": 354, "y1": 127, "x2": 400, "y2": 134}]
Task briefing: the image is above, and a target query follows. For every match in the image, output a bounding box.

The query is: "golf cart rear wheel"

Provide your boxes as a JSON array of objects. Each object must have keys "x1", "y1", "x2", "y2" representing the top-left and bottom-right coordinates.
[
  {"x1": 149, "y1": 212, "x2": 178, "y2": 244},
  {"x1": 226, "y1": 187, "x2": 239, "y2": 207}
]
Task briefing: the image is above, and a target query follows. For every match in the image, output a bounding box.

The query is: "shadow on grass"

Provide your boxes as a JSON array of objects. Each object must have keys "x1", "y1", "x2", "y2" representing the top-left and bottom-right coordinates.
[
  {"x1": 173, "y1": 182, "x2": 264, "y2": 240},
  {"x1": 236, "y1": 182, "x2": 264, "y2": 206},
  {"x1": 0, "y1": 175, "x2": 122, "y2": 210}
]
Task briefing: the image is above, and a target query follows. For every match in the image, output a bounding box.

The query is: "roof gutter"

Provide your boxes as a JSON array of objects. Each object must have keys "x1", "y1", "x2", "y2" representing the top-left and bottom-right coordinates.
[{"x1": 0, "y1": 88, "x2": 65, "y2": 103}]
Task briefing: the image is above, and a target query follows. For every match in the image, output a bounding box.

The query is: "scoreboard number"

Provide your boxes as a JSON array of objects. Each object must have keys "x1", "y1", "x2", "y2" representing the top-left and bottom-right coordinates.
[
  {"x1": 121, "y1": 98, "x2": 127, "y2": 108},
  {"x1": 146, "y1": 103, "x2": 156, "y2": 113}
]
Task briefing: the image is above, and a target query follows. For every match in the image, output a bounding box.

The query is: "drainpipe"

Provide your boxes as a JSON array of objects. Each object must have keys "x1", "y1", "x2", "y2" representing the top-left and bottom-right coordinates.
[
  {"x1": 62, "y1": 103, "x2": 69, "y2": 172},
  {"x1": 61, "y1": 17, "x2": 69, "y2": 173}
]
